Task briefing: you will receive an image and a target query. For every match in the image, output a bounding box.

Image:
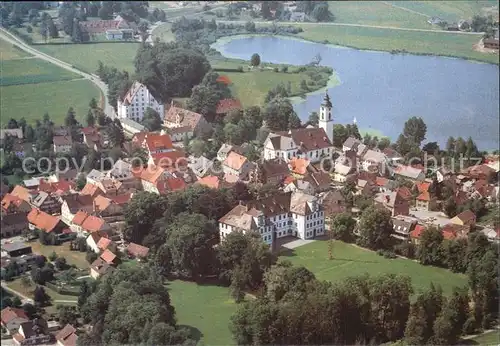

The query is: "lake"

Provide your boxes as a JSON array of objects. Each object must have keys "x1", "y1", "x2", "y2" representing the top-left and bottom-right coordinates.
[{"x1": 212, "y1": 35, "x2": 499, "y2": 151}]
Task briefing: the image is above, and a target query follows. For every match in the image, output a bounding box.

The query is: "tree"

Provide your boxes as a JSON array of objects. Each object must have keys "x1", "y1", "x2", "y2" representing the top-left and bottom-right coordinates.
[
  {"x1": 33, "y1": 286, "x2": 51, "y2": 306},
  {"x1": 39, "y1": 19, "x2": 48, "y2": 42},
  {"x1": 147, "y1": 323, "x2": 193, "y2": 345},
  {"x1": 417, "y1": 227, "x2": 445, "y2": 266},
  {"x1": 141, "y1": 107, "x2": 162, "y2": 131},
  {"x1": 97, "y1": 2, "x2": 112, "y2": 19},
  {"x1": 134, "y1": 43, "x2": 211, "y2": 101},
  {"x1": 443, "y1": 196, "x2": 458, "y2": 218},
  {"x1": 403, "y1": 116, "x2": 427, "y2": 146},
  {"x1": 307, "y1": 111, "x2": 319, "y2": 126},
  {"x1": 263, "y1": 96, "x2": 300, "y2": 131},
  {"x1": 345, "y1": 123, "x2": 362, "y2": 140},
  {"x1": 245, "y1": 21, "x2": 256, "y2": 32},
  {"x1": 57, "y1": 305, "x2": 78, "y2": 326},
  {"x1": 71, "y1": 18, "x2": 83, "y2": 43},
  {"x1": 166, "y1": 213, "x2": 218, "y2": 279},
  {"x1": 187, "y1": 84, "x2": 221, "y2": 119},
  {"x1": 23, "y1": 303, "x2": 36, "y2": 319},
  {"x1": 229, "y1": 266, "x2": 246, "y2": 303},
  {"x1": 55, "y1": 257, "x2": 67, "y2": 270},
  {"x1": 311, "y1": 2, "x2": 331, "y2": 22},
  {"x1": 49, "y1": 251, "x2": 58, "y2": 261},
  {"x1": 431, "y1": 287, "x2": 469, "y2": 345},
  {"x1": 358, "y1": 206, "x2": 393, "y2": 250},
  {"x1": 78, "y1": 280, "x2": 91, "y2": 309},
  {"x1": 124, "y1": 192, "x2": 169, "y2": 244},
  {"x1": 189, "y1": 139, "x2": 205, "y2": 157},
  {"x1": 331, "y1": 124, "x2": 348, "y2": 147},
  {"x1": 250, "y1": 53, "x2": 261, "y2": 67},
  {"x1": 377, "y1": 137, "x2": 391, "y2": 151},
  {"x1": 329, "y1": 212, "x2": 356, "y2": 242},
  {"x1": 86, "y1": 109, "x2": 95, "y2": 127},
  {"x1": 444, "y1": 238, "x2": 467, "y2": 273},
  {"x1": 65, "y1": 107, "x2": 78, "y2": 127},
  {"x1": 75, "y1": 174, "x2": 86, "y2": 191}
]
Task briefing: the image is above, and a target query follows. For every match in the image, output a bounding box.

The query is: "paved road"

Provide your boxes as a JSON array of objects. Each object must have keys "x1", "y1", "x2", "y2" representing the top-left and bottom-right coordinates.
[
  {"x1": 0, "y1": 28, "x2": 116, "y2": 119},
  {"x1": 215, "y1": 19, "x2": 484, "y2": 35}
]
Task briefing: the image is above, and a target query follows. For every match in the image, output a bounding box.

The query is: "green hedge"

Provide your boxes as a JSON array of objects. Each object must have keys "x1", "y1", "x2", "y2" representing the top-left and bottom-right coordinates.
[
  {"x1": 0, "y1": 74, "x2": 78, "y2": 87},
  {"x1": 213, "y1": 67, "x2": 244, "y2": 73},
  {"x1": 45, "y1": 281, "x2": 80, "y2": 297}
]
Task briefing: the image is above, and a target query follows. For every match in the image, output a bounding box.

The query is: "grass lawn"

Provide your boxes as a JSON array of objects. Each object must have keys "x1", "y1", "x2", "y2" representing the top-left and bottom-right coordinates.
[
  {"x1": 328, "y1": 1, "x2": 431, "y2": 29},
  {"x1": 28, "y1": 242, "x2": 89, "y2": 269},
  {"x1": 0, "y1": 58, "x2": 80, "y2": 86},
  {"x1": 385, "y1": 1, "x2": 498, "y2": 23},
  {"x1": 151, "y1": 22, "x2": 176, "y2": 43},
  {"x1": 0, "y1": 79, "x2": 100, "y2": 125},
  {"x1": 281, "y1": 240, "x2": 467, "y2": 296},
  {"x1": 0, "y1": 38, "x2": 31, "y2": 59},
  {"x1": 292, "y1": 24, "x2": 499, "y2": 64},
  {"x1": 6, "y1": 277, "x2": 78, "y2": 303},
  {"x1": 462, "y1": 329, "x2": 500, "y2": 345},
  {"x1": 37, "y1": 42, "x2": 140, "y2": 74},
  {"x1": 167, "y1": 280, "x2": 238, "y2": 346}
]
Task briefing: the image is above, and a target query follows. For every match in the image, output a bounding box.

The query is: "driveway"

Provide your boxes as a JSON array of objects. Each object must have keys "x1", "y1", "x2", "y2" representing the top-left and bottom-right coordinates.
[
  {"x1": 0, "y1": 28, "x2": 116, "y2": 119},
  {"x1": 409, "y1": 209, "x2": 451, "y2": 227}
]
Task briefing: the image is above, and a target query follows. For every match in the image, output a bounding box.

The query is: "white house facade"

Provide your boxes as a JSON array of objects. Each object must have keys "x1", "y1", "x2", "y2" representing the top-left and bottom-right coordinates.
[
  {"x1": 117, "y1": 81, "x2": 164, "y2": 122},
  {"x1": 218, "y1": 191, "x2": 325, "y2": 247}
]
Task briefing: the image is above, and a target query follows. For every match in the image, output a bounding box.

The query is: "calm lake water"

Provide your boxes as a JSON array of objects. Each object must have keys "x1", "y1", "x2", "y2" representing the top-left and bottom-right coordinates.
[{"x1": 212, "y1": 36, "x2": 499, "y2": 151}]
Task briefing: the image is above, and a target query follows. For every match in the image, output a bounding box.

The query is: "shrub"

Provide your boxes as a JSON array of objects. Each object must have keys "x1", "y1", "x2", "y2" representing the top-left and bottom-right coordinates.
[
  {"x1": 273, "y1": 67, "x2": 279, "y2": 72},
  {"x1": 237, "y1": 66, "x2": 243, "y2": 72},
  {"x1": 281, "y1": 66, "x2": 288, "y2": 73},
  {"x1": 26, "y1": 26, "x2": 33, "y2": 33},
  {"x1": 383, "y1": 251, "x2": 397, "y2": 259}
]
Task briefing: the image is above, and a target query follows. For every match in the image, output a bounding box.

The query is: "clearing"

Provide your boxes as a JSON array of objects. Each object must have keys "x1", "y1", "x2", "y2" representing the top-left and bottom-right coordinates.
[
  {"x1": 37, "y1": 42, "x2": 140, "y2": 74},
  {"x1": 6, "y1": 277, "x2": 78, "y2": 303},
  {"x1": 167, "y1": 280, "x2": 237, "y2": 346},
  {"x1": 28, "y1": 241, "x2": 89, "y2": 269},
  {"x1": 281, "y1": 240, "x2": 468, "y2": 296},
  {"x1": 0, "y1": 79, "x2": 100, "y2": 125}
]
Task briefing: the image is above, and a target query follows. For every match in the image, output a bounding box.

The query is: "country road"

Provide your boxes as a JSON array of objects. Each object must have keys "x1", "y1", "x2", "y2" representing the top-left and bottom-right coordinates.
[
  {"x1": 214, "y1": 19, "x2": 484, "y2": 35},
  {"x1": 0, "y1": 28, "x2": 116, "y2": 119}
]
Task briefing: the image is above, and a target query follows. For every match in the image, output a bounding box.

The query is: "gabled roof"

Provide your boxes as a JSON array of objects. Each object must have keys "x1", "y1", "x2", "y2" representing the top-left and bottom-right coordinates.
[
  {"x1": 454, "y1": 210, "x2": 476, "y2": 224},
  {"x1": 127, "y1": 242, "x2": 150, "y2": 258},
  {"x1": 410, "y1": 224, "x2": 426, "y2": 239},
  {"x1": 144, "y1": 133, "x2": 173, "y2": 153},
  {"x1": 71, "y1": 210, "x2": 88, "y2": 226},
  {"x1": 137, "y1": 165, "x2": 166, "y2": 184},
  {"x1": 80, "y1": 183, "x2": 103, "y2": 197},
  {"x1": 156, "y1": 177, "x2": 187, "y2": 194},
  {"x1": 223, "y1": 151, "x2": 248, "y2": 171},
  {"x1": 343, "y1": 136, "x2": 361, "y2": 150},
  {"x1": 196, "y1": 175, "x2": 221, "y2": 189},
  {"x1": 81, "y1": 215, "x2": 106, "y2": 233},
  {"x1": 289, "y1": 157, "x2": 310, "y2": 175},
  {"x1": 97, "y1": 237, "x2": 112, "y2": 251},
  {"x1": 416, "y1": 182, "x2": 431, "y2": 201},
  {"x1": 394, "y1": 165, "x2": 424, "y2": 180},
  {"x1": 27, "y1": 209, "x2": 60, "y2": 233},
  {"x1": 164, "y1": 105, "x2": 204, "y2": 130},
  {"x1": 216, "y1": 98, "x2": 242, "y2": 115},
  {"x1": 53, "y1": 135, "x2": 72, "y2": 146},
  {"x1": 63, "y1": 194, "x2": 94, "y2": 212},
  {"x1": 100, "y1": 249, "x2": 117, "y2": 264},
  {"x1": 261, "y1": 158, "x2": 290, "y2": 178},
  {"x1": 276, "y1": 128, "x2": 333, "y2": 151},
  {"x1": 383, "y1": 147, "x2": 403, "y2": 159},
  {"x1": 150, "y1": 150, "x2": 186, "y2": 168},
  {"x1": 55, "y1": 324, "x2": 78, "y2": 346},
  {"x1": 1, "y1": 307, "x2": 28, "y2": 325},
  {"x1": 1, "y1": 193, "x2": 30, "y2": 212},
  {"x1": 11, "y1": 185, "x2": 30, "y2": 202}
]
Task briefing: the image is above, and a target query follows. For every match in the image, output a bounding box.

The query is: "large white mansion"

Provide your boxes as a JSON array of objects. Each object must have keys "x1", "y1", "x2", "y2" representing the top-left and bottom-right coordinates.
[
  {"x1": 218, "y1": 191, "x2": 325, "y2": 246},
  {"x1": 117, "y1": 81, "x2": 164, "y2": 122}
]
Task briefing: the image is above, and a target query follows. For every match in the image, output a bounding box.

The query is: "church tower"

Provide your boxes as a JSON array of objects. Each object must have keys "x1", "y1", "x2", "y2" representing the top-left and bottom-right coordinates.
[{"x1": 319, "y1": 92, "x2": 334, "y2": 144}]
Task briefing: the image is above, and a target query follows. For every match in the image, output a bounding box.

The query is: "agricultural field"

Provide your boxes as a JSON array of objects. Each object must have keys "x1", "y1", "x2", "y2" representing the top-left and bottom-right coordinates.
[
  {"x1": 281, "y1": 240, "x2": 468, "y2": 296},
  {"x1": 385, "y1": 0, "x2": 499, "y2": 23},
  {"x1": 0, "y1": 79, "x2": 100, "y2": 125},
  {"x1": 0, "y1": 39, "x2": 30, "y2": 59},
  {"x1": 37, "y1": 42, "x2": 140, "y2": 74},
  {"x1": 328, "y1": 1, "x2": 432, "y2": 29},
  {"x1": 167, "y1": 280, "x2": 238, "y2": 346},
  {"x1": 291, "y1": 24, "x2": 498, "y2": 64},
  {"x1": 0, "y1": 59, "x2": 79, "y2": 86}
]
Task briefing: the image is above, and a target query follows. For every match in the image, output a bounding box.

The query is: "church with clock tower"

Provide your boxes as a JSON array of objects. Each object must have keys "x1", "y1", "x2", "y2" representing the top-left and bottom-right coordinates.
[{"x1": 318, "y1": 92, "x2": 334, "y2": 144}]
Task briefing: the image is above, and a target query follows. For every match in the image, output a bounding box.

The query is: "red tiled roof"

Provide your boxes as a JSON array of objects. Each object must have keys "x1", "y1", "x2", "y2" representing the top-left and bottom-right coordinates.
[
  {"x1": 100, "y1": 249, "x2": 117, "y2": 264},
  {"x1": 127, "y1": 242, "x2": 150, "y2": 258},
  {"x1": 454, "y1": 209, "x2": 476, "y2": 224},
  {"x1": 1, "y1": 193, "x2": 27, "y2": 211},
  {"x1": 156, "y1": 177, "x2": 187, "y2": 194},
  {"x1": 107, "y1": 193, "x2": 132, "y2": 205},
  {"x1": 145, "y1": 133, "x2": 173, "y2": 153},
  {"x1": 216, "y1": 98, "x2": 242, "y2": 115},
  {"x1": 136, "y1": 165, "x2": 166, "y2": 184},
  {"x1": 289, "y1": 157, "x2": 310, "y2": 175},
  {"x1": 442, "y1": 228, "x2": 457, "y2": 240},
  {"x1": 72, "y1": 210, "x2": 88, "y2": 226},
  {"x1": 375, "y1": 177, "x2": 388, "y2": 187},
  {"x1": 396, "y1": 186, "x2": 412, "y2": 201},
  {"x1": 150, "y1": 150, "x2": 187, "y2": 168},
  {"x1": 27, "y1": 209, "x2": 60, "y2": 233},
  {"x1": 1, "y1": 307, "x2": 28, "y2": 324},
  {"x1": 97, "y1": 237, "x2": 112, "y2": 251},
  {"x1": 81, "y1": 183, "x2": 103, "y2": 197},
  {"x1": 216, "y1": 75, "x2": 232, "y2": 85},
  {"x1": 410, "y1": 224, "x2": 426, "y2": 239},
  {"x1": 196, "y1": 175, "x2": 220, "y2": 189},
  {"x1": 223, "y1": 151, "x2": 248, "y2": 171},
  {"x1": 416, "y1": 182, "x2": 431, "y2": 201},
  {"x1": 81, "y1": 215, "x2": 106, "y2": 233},
  {"x1": 56, "y1": 324, "x2": 78, "y2": 346},
  {"x1": 79, "y1": 20, "x2": 121, "y2": 33},
  {"x1": 11, "y1": 185, "x2": 30, "y2": 202}
]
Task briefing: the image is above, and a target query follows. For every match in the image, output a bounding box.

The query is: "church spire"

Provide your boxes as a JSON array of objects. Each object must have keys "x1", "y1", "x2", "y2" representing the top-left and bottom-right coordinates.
[{"x1": 322, "y1": 92, "x2": 332, "y2": 108}]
